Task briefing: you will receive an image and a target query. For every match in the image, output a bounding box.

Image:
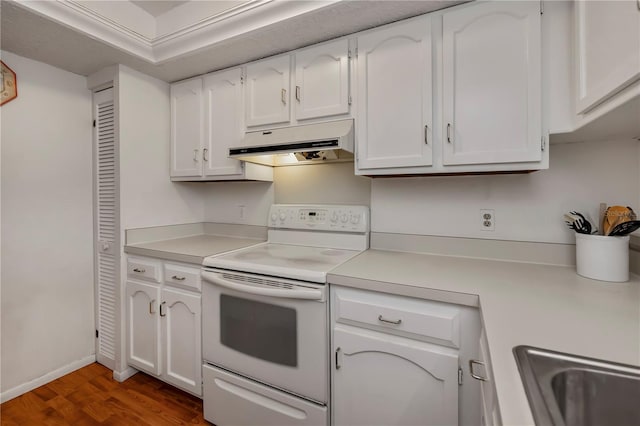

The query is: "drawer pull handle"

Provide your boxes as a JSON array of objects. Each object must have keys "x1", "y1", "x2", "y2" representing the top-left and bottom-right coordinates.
[
  {"x1": 172, "y1": 275, "x2": 186, "y2": 281},
  {"x1": 469, "y1": 359, "x2": 488, "y2": 381},
  {"x1": 378, "y1": 315, "x2": 402, "y2": 325},
  {"x1": 133, "y1": 268, "x2": 146, "y2": 273}
]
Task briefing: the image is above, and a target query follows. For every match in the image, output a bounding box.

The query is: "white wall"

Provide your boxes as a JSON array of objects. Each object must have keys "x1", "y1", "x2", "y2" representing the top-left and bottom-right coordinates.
[
  {"x1": 0, "y1": 51, "x2": 94, "y2": 397},
  {"x1": 274, "y1": 162, "x2": 371, "y2": 206},
  {"x1": 203, "y1": 182, "x2": 274, "y2": 226},
  {"x1": 371, "y1": 139, "x2": 640, "y2": 244},
  {"x1": 118, "y1": 65, "x2": 206, "y2": 229}
]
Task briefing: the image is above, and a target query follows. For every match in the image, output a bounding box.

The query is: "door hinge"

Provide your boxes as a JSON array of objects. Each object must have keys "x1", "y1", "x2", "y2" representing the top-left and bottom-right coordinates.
[
  {"x1": 348, "y1": 95, "x2": 352, "y2": 105},
  {"x1": 355, "y1": 47, "x2": 358, "y2": 58},
  {"x1": 95, "y1": 329, "x2": 99, "y2": 338},
  {"x1": 541, "y1": 136, "x2": 546, "y2": 151},
  {"x1": 540, "y1": 0, "x2": 544, "y2": 14},
  {"x1": 93, "y1": 119, "x2": 96, "y2": 128},
  {"x1": 458, "y1": 367, "x2": 463, "y2": 385},
  {"x1": 348, "y1": 49, "x2": 352, "y2": 59}
]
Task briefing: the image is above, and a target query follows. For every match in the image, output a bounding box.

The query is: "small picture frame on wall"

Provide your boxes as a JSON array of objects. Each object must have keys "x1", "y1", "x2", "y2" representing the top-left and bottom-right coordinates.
[{"x1": 1, "y1": 60, "x2": 18, "y2": 106}]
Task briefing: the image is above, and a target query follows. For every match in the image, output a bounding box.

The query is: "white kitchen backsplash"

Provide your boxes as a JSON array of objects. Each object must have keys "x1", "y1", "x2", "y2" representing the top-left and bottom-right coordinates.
[{"x1": 371, "y1": 138, "x2": 640, "y2": 244}]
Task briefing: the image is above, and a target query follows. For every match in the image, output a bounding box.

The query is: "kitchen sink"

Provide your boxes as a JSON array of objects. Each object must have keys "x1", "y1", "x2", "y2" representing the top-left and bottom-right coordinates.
[{"x1": 513, "y1": 345, "x2": 640, "y2": 426}]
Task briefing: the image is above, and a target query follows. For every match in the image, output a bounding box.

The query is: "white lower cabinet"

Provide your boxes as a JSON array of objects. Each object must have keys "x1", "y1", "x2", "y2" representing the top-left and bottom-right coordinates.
[
  {"x1": 477, "y1": 328, "x2": 501, "y2": 426},
  {"x1": 331, "y1": 286, "x2": 481, "y2": 426},
  {"x1": 333, "y1": 326, "x2": 459, "y2": 426},
  {"x1": 126, "y1": 256, "x2": 202, "y2": 397}
]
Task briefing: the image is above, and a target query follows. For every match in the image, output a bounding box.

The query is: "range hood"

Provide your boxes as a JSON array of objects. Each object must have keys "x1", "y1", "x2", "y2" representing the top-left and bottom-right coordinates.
[{"x1": 229, "y1": 119, "x2": 354, "y2": 167}]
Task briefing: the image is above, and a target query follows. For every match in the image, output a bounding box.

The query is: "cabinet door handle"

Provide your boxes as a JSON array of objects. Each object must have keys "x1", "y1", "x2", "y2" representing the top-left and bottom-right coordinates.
[
  {"x1": 335, "y1": 347, "x2": 341, "y2": 370},
  {"x1": 193, "y1": 149, "x2": 199, "y2": 162},
  {"x1": 378, "y1": 315, "x2": 402, "y2": 325},
  {"x1": 469, "y1": 359, "x2": 488, "y2": 381},
  {"x1": 203, "y1": 148, "x2": 209, "y2": 162},
  {"x1": 281, "y1": 88, "x2": 287, "y2": 105},
  {"x1": 159, "y1": 301, "x2": 166, "y2": 317},
  {"x1": 149, "y1": 299, "x2": 156, "y2": 314},
  {"x1": 447, "y1": 123, "x2": 452, "y2": 143},
  {"x1": 171, "y1": 275, "x2": 186, "y2": 281},
  {"x1": 133, "y1": 268, "x2": 145, "y2": 273},
  {"x1": 295, "y1": 85, "x2": 301, "y2": 102},
  {"x1": 424, "y1": 124, "x2": 429, "y2": 144}
]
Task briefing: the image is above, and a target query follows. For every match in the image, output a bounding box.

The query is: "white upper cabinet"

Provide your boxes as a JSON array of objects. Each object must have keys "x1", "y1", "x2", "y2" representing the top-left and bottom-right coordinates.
[
  {"x1": 203, "y1": 68, "x2": 244, "y2": 177},
  {"x1": 245, "y1": 55, "x2": 291, "y2": 127},
  {"x1": 294, "y1": 38, "x2": 351, "y2": 120},
  {"x1": 170, "y1": 78, "x2": 203, "y2": 178},
  {"x1": 170, "y1": 70, "x2": 273, "y2": 182},
  {"x1": 575, "y1": 0, "x2": 640, "y2": 114},
  {"x1": 442, "y1": 1, "x2": 542, "y2": 166},
  {"x1": 356, "y1": 16, "x2": 433, "y2": 171}
]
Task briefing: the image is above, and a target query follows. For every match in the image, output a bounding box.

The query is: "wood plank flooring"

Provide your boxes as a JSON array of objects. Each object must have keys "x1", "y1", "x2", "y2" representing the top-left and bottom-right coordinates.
[{"x1": 0, "y1": 363, "x2": 208, "y2": 425}]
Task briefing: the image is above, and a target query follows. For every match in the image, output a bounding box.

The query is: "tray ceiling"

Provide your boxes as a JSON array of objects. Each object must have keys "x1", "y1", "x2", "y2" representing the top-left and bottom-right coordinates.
[{"x1": 1, "y1": 0, "x2": 466, "y2": 82}]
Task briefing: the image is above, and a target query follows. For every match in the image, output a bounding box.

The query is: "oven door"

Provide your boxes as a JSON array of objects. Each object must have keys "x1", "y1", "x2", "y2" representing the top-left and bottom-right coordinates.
[{"x1": 202, "y1": 268, "x2": 328, "y2": 404}]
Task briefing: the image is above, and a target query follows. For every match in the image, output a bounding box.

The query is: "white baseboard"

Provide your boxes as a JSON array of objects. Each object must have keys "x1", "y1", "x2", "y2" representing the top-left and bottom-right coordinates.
[
  {"x1": 0, "y1": 355, "x2": 96, "y2": 403},
  {"x1": 113, "y1": 366, "x2": 138, "y2": 382}
]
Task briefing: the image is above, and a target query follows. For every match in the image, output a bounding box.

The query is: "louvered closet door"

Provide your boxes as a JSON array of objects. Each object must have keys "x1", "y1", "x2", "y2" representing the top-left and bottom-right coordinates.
[{"x1": 93, "y1": 88, "x2": 118, "y2": 370}]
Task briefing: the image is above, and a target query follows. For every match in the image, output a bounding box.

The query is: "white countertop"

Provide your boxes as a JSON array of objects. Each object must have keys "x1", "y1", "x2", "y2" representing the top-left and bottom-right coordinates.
[
  {"x1": 328, "y1": 249, "x2": 640, "y2": 425},
  {"x1": 124, "y1": 234, "x2": 265, "y2": 264}
]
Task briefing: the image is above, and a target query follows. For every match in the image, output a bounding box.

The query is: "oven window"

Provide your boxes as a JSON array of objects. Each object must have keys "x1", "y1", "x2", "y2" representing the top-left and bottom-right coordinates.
[{"x1": 220, "y1": 294, "x2": 297, "y2": 367}]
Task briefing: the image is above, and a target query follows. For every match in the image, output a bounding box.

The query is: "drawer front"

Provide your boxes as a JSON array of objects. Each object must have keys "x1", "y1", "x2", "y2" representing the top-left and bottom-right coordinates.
[
  {"x1": 333, "y1": 287, "x2": 461, "y2": 347},
  {"x1": 127, "y1": 257, "x2": 161, "y2": 282},
  {"x1": 163, "y1": 263, "x2": 201, "y2": 292}
]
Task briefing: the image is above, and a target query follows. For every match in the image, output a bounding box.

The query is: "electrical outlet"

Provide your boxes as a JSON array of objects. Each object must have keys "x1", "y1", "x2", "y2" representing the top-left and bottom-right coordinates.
[
  {"x1": 480, "y1": 209, "x2": 495, "y2": 231},
  {"x1": 238, "y1": 205, "x2": 245, "y2": 219}
]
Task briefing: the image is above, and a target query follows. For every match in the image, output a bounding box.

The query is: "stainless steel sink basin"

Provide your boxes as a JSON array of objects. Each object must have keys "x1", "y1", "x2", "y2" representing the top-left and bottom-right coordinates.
[{"x1": 513, "y1": 346, "x2": 640, "y2": 426}]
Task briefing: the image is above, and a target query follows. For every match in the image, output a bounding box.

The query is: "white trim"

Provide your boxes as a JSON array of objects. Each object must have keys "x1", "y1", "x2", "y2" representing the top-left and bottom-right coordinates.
[
  {"x1": 11, "y1": 0, "x2": 341, "y2": 66},
  {"x1": 0, "y1": 355, "x2": 96, "y2": 403},
  {"x1": 13, "y1": 1, "x2": 154, "y2": 62},
  {"x1": 113, "y1": 366, "x2": 138, "y2": 383}
]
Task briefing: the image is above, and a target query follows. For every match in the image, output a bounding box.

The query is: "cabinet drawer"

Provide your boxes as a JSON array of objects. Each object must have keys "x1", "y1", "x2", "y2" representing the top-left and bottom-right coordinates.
[
  {"x1": 127, "y1": 257, "x2": 161, "y2": 282},
  {"x1": 333, "y1": 287, "x2": 461, "y2": 347},
  {"x1": 163, "y1": 263, "x2": 201, "y2": 292}
]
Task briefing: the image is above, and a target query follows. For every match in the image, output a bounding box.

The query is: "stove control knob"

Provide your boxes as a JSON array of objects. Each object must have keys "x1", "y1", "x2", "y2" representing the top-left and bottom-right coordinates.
[
  {"x1": 331, "y1": 212, "x2": 339, "y2": 223},
  {"x1": 340, "y1": 213, "x2": 349, "y2": 223},
  {"x1": 270, "y1": 213, "x2": 277, "y2": 222},
  {"x1": 350, "y1": 215, "x2": 360, "y2": 225},
  {"x1": 279, "y1": 211, "x2": 287, "y2": 221}
]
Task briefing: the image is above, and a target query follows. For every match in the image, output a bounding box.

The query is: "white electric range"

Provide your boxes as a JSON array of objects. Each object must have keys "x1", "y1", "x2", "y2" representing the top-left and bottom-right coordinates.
[{"x1": 201, "y1": 204, "x2": 369, "y2": 426}]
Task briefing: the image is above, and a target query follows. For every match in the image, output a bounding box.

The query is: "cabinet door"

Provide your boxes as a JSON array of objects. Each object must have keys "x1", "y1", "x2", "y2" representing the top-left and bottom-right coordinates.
[
  {"x1": 443, "y1": 1, "x2": 542, "y2": 166},
  {"x1": 333, "y1": 326, "x2": 459, "y2": 426},
  {"x1": 356, "y1": 17, "x2": 433, "y2": 170},
  {"x1": 295, "y1": 38, "x2": 350, "y2": 120},
  {"x1": 203, "y1": 68, "x2": 244, "y2": 177},
  {"x1": 126, "y1": 281, "x2": 161, "y2": 375},
  {"x1": 245, "y1": 55, "x2": 291, "y2": 127},
  {"x1": 575, "y1": 0, "x2": 640, "y2": 114},
  {"x1": 162, "y1": 287, "x2": 202, "y2": 396},
  {"x1": 170, "y1": 78, "x2": 204, "y2": 177}
]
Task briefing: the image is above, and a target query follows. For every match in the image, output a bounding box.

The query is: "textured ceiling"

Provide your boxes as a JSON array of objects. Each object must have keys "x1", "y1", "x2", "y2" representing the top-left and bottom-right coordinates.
[
  {"x1": 130, "y1": 1, "x2": 189, "y2": 17},
  {"x1": 0, "y1": 1, "x2": 466, "y2": 83}
]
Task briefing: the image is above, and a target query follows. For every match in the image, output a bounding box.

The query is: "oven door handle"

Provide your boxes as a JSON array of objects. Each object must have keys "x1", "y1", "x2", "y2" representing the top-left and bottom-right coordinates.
[{"x1": 202, "y1": 271, "x2": 323, "y2": 300}]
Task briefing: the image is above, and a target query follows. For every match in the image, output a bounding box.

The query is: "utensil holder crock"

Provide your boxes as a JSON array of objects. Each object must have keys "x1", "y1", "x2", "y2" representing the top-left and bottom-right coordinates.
[{"x1": 575, "y1": 233, "x2": 630, "y2": 282}]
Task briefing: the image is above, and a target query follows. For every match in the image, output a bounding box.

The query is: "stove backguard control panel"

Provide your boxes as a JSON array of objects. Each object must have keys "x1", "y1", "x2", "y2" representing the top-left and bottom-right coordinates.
[{"x1": 268, "y1": 204, "x2": 369, "y2": 233}]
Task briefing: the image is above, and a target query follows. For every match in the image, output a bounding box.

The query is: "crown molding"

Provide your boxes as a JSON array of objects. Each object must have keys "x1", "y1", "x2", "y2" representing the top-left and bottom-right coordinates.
[{"x1": 10, "y1": 0, "x2": 341, "y2": 66}]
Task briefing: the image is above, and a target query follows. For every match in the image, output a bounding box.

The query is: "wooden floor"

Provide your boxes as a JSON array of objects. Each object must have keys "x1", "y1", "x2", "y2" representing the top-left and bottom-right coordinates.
[{"x1": 0, "y1": 363, "x2": 208, "y2": 425}]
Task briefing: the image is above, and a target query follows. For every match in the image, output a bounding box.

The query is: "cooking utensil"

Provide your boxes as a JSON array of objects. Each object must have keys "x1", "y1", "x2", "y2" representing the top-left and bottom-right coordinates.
[
  {"x1": 598, "y1": 203, "x2": 607, "y2": 235},
  {"x1": 564, "y1": 212, "x2": 592, "y2": 234},
  {"x1": 603, "y1": 206, "x2": 637, "y2": 236},
  {"x1": 608, "y1": 220, "x2": 640, "y2": 237}
]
